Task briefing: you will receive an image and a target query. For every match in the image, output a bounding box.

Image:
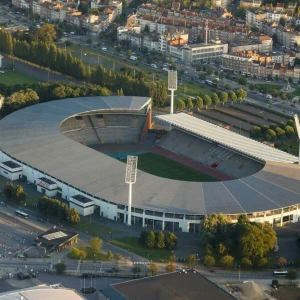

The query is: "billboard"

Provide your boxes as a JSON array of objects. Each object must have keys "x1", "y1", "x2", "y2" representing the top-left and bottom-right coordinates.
[{"x1": 168, "y1": 70, "x2": 177, "y2": 90}]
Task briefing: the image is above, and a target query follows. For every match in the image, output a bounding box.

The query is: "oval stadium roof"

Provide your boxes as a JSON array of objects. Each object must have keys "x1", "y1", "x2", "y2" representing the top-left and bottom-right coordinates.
[{"x1": 0, "y1": 97, "x2": 299, "y2": 216}]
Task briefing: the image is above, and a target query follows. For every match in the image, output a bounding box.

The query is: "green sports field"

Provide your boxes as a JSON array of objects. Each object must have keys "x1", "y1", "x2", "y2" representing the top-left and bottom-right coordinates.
[{"x1": 135, "y1": 153, "x2": 215, "y2": 182}]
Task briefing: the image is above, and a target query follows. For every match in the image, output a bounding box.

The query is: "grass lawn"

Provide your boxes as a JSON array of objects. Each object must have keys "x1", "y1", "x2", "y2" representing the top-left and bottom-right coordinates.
[
  {"x1": 275, "y1": 141, "x2": 299, "y2": 156},
  {"x1": 136, "y1": 153, "x2": 215, "y2": 182},
  {"x1": 255, "y1": 83, "x2": 282, "y2": 92},
  {"x1": 68, "y1": 246, "x2": 108, "y2": 261},
  {"x1": 73, "y1": 219, "x2": 122, "y2": 236},
  {"x1": 0, "y1": 71, "x2": 39, "y2": 86},
  {"x1": 111, "y1": 237, "x2": 173, "y2": 262}
]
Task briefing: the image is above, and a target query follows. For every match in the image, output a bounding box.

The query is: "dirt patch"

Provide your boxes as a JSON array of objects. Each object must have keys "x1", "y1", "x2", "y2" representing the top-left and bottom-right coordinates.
[{"x1": 271, "y1": 285, "x2": 300, "y2": 300}]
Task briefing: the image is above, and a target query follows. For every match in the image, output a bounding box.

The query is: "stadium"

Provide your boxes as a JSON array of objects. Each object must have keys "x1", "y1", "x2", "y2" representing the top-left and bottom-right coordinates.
[{"x1": 0, "y1": 96, "x2": 299, "y2": 233}]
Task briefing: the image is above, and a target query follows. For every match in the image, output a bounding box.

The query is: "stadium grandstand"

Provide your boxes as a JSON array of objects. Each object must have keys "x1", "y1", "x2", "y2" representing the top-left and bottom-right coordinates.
[{"x1": 0, "y1": 96, "x2": 299, "y2": 233}]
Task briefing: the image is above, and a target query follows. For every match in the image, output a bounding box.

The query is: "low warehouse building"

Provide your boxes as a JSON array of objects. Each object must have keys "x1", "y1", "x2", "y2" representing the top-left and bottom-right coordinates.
[{"x1": 35, "y1": 228, "x2": 78, "y2": 252}]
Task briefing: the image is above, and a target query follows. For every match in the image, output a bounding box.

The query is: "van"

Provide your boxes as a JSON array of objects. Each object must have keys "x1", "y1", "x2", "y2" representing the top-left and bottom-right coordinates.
[
  {"x1": 162, "y1": 67, "x2": 168, "y2": 72},
  {"x1": 102, "y1": 47, "x2": 107, "y2": 51},
  {"x1": 266, "y1": 94, "x2": 272, "y2": 99}
]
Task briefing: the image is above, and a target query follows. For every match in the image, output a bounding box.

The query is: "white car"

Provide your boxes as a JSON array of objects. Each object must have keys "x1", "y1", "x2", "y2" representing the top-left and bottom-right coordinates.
[
  {"x1": 18, "y1": 253, "x2": 25, "y2": 258},
  {"x1": 151, "y1": 64, "x2": 157, "y2": 68}
]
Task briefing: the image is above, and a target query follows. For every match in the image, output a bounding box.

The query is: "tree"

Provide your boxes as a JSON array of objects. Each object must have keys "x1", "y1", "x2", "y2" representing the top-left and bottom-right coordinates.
[
  {"x1": 250, "y1": 126, "x2": 262, "y2": 139},
  {"x1": 149, "y1": 263, "x2": 158, "y2": 276},
  {"x1": 286, "y1": 269, "x2": 298, "y2": 282},
  {"x1": 279, "y1": 17, "x2": 286, "y2": 27},
  {"x1": 265, "y1": 129, "x2": 276, "y2": 141},
  {"x1": 236, "y1": 6, "x2": 246, "y2": 19},
  {"x1": 186, "y1": 254, "x2": 197, "y2": 267},
  {"x1": 146, "y1": 231, "x2": 156, "y2": 249},
  {"x1": 114, "y1": 253, "x2": 122, "y2": 263},
  {"x1": 14, "y1": 185, "x2": 26, "y2": 203},
  {"x1": 203, "y1": 95, "x2": 212, "y2": 109},
  {"x1": 212, "y1": 93, "x2": 219, "y2": 107},
  {"x1": 206, "y1": 66, "x2": 213, "y2": 76},
  {"x1": 238, "y1": 76, "x2": 247, "y2": 86},
  {"x1": 166, "y1": 263, "x2": 175, "y2": 273},
  {"x1": 3, "y1": 183, "x2": 15, "y2": 201},
  {"x1": 165, "y1": 232, "x2": 178, "y2": 250},
  {"x1": 277, "y1": 256, "x2": 287, "y2": 268},
  {"x1": 186, "y1": 97, "x2": 194, "y2": 110},
  {"x1": 255, "y1": 257, "x2": 268, "y2": 269},
  {"x1": 156, "y1": 231, "x2": 165, "y2": 249},
  {"x1": 285, "y1": 125, "x2": 295, "y2": 137},
  {"x1": 219, "y1": 92, "x2": 228, "y2": 106},
  {"x1": 280, "y1": 92, "x2": 287, "y2": 100},
  {"x1": 35, "y1": 24, "x2": 58, "y2": 43},
  {"x1": 144, "y1": 24, "x2": 150, "y2": 33},
  {"x1": 236, "y1": 88, "x2": 247, "y2": 102},
  {"x1": 89, "y1": 237, "x2": 102, "y2": 254},
  {"x1": 217, "y1": 243, "x2": 226, "y2": 255},
  {"x1": 275, "y1": 127, "x2": 285, "y2": 138},
  {"x1": 271, "y1": 89, "x2": 279, "y2": 97},
  {"x1": 55, "y1": 262, "x2": 66, "y2": 274},
  {"x1": 126, "y1": 49, "x2": 132, "y2": 58},
  {"x1": 203, "y1": 255, "x2": 215, "y2": 267},
  {"x1": 200, "y1": 213, "x2": 229, "y2": 246},
  {"x1": 228, "y1": 91, "x2": 237, "y2": 104},
  {"x1": 107, "y1": 250, "x2": 114, "y2": 260},
  {"x1": 177, "y1": 99, "x2": 186, "y2": 111},
  {"x1": 220, "y1": 255, "x2": 234, "y2": 268},
  {"x1": 241, "y1": 257, "x2": 253, "y2": 268},
  {"x1": 139, "y1": 229, "x2": 148, "y2": 246},
  {"x1": 195, "y1": 96, "x2": 203, "y2": 111},
  {"x1": 67, "y1": 208, "x2": 80, "y2": 224}
]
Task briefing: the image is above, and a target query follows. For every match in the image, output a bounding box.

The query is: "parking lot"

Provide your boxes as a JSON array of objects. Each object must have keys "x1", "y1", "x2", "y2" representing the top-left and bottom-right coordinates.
[{"x1": 0, "y1": 209, "x2": 45, "y2": 258}]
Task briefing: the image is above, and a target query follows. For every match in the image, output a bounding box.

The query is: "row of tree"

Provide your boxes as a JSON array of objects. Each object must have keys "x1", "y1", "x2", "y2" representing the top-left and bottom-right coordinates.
[
  {"x1": 37, "y1": 195, "x2": 80, "y2": 224},
  {"x1": 3, "y1": 182, "x2": 27, "y2": 203},
  {"x1": 0, "y1": 82, "x2": 112, "y2": 116},
  {"x1": 175, "y1": 89, "x2": 248, "y2": 111},
  {"x1": 139, "y1": 229, "x2": 178, "y2": 250},
  {"x1": 250, "y1": 119, "x2": 296, "y2": 140},
  {"x1": 200, "y1": 214, "x2": 277, "y2": 268},
  {"x1": 0, "y1": 28, "x2": 150, "y2": 97}
]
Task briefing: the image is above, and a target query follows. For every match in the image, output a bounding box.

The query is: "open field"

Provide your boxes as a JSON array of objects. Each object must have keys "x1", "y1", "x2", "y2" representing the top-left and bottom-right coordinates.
[
  {"x1": 110, "y1": 237, "x2": 172, "y2": 262},
  {"x1": 136, "y1": 153, "x2": 215, "y2": 182},
  {"x1": 0, "y1": 71, "x2": 39, "y2": 86}
]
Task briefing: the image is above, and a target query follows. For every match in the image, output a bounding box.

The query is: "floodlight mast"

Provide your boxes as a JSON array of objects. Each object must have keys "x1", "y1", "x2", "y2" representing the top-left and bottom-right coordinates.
[
  {"x1": 168, "y1": 70, "x2": 177, "y2": 115},
  {"x1": 125, "y1": 156, "x2": 138, "y2": 226},
  {"x1": 294, "y1": 114, "x2": 300, "y2": 164}
]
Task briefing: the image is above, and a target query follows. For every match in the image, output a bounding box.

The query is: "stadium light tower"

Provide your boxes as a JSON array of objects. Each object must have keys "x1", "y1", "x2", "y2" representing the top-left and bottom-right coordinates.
[
  {"x1": 294, "y1": 114, "x2": 300, "y2": 164},
  {"x1": 168, "y1": 69, "x2": 177, "y2": 115},
  {"x1": 125, "y1": 156, "x2": 138, "y2": 226}
]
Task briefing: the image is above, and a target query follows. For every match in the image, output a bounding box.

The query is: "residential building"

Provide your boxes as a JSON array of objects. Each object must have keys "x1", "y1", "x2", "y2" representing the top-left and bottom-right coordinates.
[
  {"x1": 240, "y1": 0, "x2": 262, "y2": 8},
  {"x1": 246, "y1": 10, "x2": 267, "y2": 28}
]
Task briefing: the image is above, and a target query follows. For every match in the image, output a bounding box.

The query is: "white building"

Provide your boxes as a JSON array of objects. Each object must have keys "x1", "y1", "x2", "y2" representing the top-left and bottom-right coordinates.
[
  {"x1": 36, "y1": 177, "x2": 58, "y2": 197},
  {"x1": 0, "y1": 161, "x2": 22, "y2": 181},
  {"x1": 69, "y1": 194, "x2": 94, "y2": 216}
]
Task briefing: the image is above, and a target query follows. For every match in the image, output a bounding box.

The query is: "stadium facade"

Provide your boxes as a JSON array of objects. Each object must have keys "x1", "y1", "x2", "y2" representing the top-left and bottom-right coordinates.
[{"x1": 0, "y1": 96, "x2": 299, "y2": 233}]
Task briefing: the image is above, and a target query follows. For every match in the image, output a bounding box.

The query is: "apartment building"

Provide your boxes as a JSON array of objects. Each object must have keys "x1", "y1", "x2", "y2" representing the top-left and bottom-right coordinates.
[
  {"x1": 222, "y1": 53, "x2": 299, "y2": 79},
  {"x1": 246, "y1": 10, "x2": 267, "y2": 28}
]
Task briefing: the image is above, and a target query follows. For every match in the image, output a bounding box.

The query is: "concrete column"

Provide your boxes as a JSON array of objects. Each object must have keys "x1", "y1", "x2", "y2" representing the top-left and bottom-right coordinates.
[
  {"x1": 142, "y1": 210, "x2": 145, "y2": 227},
  {"x1": 280, "y1": 208, "x2": 283, "y2": 227}
]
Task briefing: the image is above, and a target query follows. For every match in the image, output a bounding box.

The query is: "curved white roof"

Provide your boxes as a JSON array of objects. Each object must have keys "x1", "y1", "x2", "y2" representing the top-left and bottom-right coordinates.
[
  {"x1": 0, "y1": 96, "x2": 299, "y2": 215},
  {"x1": 156, "y1": 113, "x2": 298, "y2": 164}
]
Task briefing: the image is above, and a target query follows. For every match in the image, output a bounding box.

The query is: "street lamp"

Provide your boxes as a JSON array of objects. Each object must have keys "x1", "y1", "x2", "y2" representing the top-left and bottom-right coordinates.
[{"x1": 238, "y1": 264, "x2": 241, "y2": 282}]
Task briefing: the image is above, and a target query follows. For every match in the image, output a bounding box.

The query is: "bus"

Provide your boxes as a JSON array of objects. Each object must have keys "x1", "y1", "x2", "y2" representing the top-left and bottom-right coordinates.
[
  {"x1": 273, "y1": 270, "x2": 288, "y2": 276},
  {"x1": 205, "y1": 80, "x2": 218, "y2": 88},
  {"x1": 15, "y1": 210, "x2": 29, "y2": 219}
]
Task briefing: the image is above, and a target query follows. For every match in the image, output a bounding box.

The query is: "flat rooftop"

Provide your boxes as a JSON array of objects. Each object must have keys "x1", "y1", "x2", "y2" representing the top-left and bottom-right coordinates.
[
  {"x1": 103, "y1": 270, "x2": 235, "y2": 300},
  {"x1": 1, "y1": 160, "x2": 22, "y2": 169},
  {"x1": 38, "y1": 177, "x2": 56, "y2": 185},
  {"x1": 38, "y1": 228, "x2": 78, "y2": 246},
  {"x1": 72, "y1": 194, "x2": 94, "y2": 204}
]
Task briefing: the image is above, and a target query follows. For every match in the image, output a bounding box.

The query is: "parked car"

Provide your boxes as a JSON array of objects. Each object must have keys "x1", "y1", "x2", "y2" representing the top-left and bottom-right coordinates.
[
  {"x1": 0, "y1": 201, "x2": 6, "y2": 206},
  {"x1": 151, "y1": 64, "x2": 157, "y2": 68},
  {"x1": 18, "y1": 253, "x2": 25, "y2": 258}
]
